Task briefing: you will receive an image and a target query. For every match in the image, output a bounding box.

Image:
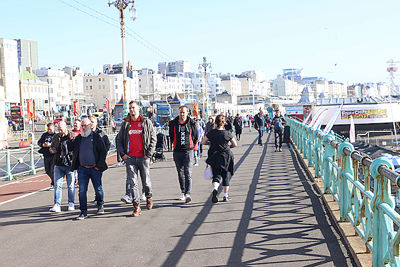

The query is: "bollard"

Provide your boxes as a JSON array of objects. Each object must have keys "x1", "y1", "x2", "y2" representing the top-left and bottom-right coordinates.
[
  {"x1": 370, "y1": 157, "x2": 394, "y2": 267},
  {"x1": 30, "y1": 144, "x2": 36, "y2": 175},
  {"x1": 6, "y1": 149, "x2": 12, "y2": 181}
]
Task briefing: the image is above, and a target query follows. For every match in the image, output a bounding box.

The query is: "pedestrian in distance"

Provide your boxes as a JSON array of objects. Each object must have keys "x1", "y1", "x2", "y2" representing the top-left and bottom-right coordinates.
[
  {"x1": 89, "y1": 116, "x2": 111, "y2": 152},
  {"x1": 71, "y1": 119, "x2": 82, "y2": 187},
  {"x1": 72, "y1": 119, "x2": 82, "y2": 135},
  {"x1": 49, "y1": 121, "x2": 75, "y2": 213},
  {"x1": 169, "y1": 105, "x2": 198, "y2": 203},
  {"x1": 254, "y1": 109, "x2": 266, "y2": 146},
  {"x1": 70, "y1": 118, "x2": 108, "y2": 220},
  {"x1": 233, "y1": 114, "x2": 243, "y2": 141},
  {"x1": 224, "y1": 113, "x2": 234, "y2": 133},
  {"x1": 272, "y1": 110, "x2": 286, "y2": 152},
  {"x1": 205, "y1": 116, "x2": 215, "y2": 135},
  {"x1": 117, "y1": 101, "x2": 156, "y2": 217},
  {"x1": 38, "y1": 122, "x2": 56, "y2": 190},
  {"x1": 202, "y1": 114, "x2": 237, "y2": 203},
  {"x1": 194, "y1": 118, "x2": 205, "y2": 166}
]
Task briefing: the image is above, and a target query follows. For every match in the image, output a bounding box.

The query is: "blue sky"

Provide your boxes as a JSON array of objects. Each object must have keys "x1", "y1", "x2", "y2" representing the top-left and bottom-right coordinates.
[{"x1": 1, "y1": 0, "x2": 399, "y2": 84}]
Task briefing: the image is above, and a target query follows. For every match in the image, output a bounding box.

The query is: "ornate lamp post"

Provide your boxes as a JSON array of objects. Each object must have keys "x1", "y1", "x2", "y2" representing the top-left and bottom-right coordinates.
[
  {"x1": 198, "y1": 57, "x2": 212, "y2": 120},
  {"x1": 108, "y1": 0, "x2": 137, "y2": 117}
]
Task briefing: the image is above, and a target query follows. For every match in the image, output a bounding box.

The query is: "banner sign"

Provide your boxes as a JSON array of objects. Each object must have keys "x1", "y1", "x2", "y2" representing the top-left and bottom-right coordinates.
[
  {"x1": 26, "y1": 99, "x2": 34, "y2": 120},
  {"x1": 341, "y1": 109, "x2": 387, "y2": 120},
  {"x1": 73, "y1": 100, "x2": 79, "y2": 116}
]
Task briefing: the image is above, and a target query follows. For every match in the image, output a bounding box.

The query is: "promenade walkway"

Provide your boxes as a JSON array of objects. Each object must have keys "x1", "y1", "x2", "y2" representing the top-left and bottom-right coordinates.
[{"x1": 0, "y1": 131, "x2": 355, "y2": 266}]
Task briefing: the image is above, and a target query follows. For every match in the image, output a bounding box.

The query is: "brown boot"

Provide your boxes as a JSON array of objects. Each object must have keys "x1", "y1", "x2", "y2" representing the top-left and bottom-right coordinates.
[
  {"x1": 132, "y1": 202, "x2": 142, "y2": 217},
  {"x1": 146, "y1": 197, "x2": 153, "y2": 210}
]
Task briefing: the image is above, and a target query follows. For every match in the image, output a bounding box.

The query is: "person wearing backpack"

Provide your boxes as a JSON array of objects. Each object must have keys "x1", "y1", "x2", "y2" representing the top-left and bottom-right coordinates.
[{"x1": 272, "y1": 110, "x2": 286, "y2": 152}]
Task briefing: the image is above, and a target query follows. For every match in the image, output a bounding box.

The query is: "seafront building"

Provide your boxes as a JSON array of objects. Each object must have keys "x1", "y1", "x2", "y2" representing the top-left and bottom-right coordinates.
[
  {"x1": 0, "y1": 38, "x2": 20, "y2": 106},
  {"x1": 15, "y1": 39, "x2": 38, "y2": 72}
]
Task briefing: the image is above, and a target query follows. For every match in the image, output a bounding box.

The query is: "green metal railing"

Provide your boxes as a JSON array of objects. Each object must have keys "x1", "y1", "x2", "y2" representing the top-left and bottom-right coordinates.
[
  {"x1": 0, "y1": 133, "x2": 117, "y2": 181},
  {"x1": 287, "y1": 116, "x2": 400, "y2": 266}
]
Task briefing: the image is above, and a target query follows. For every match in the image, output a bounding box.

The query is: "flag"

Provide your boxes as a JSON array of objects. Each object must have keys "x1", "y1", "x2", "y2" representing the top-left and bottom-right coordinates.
[
  {"x1": 192, "y1": 103, "x2": 198, "y2": 117},
  {"x1": 73, "y1": 100, "x2": 80, "y2": 116},
  {"x1": 106, "y1": 99, "x2": 112, "y2": 116},
  {"x1": 350, "y1": 115, "x2": 355, "y2": 143},
  {"x1": 26, "y1": 99, "x2": 34, "y2": 120}
]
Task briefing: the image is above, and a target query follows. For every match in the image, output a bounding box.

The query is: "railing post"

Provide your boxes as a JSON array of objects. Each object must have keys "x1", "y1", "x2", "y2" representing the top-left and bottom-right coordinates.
[
  {"x1": 6, "y1": 149, "x2": 12, "y2": 181},
  {"x1": 307, "y1": 127, "x2": 313, "y2": 166},
  {"x1": 322, "y1": 134, "x2": 335, "y2": 193},
  {"x1": 338, "y1": 142, "x2": 354, "y2": 221},
  {"x1": 29, "y1": 144, "x2": 36, "y2": 175},
  {"x1": 314, "y1": 129, "x2": 323, "y2": 177},
  {"x1": 370, "y1": 157, "x2": 395, "y2": 267}
]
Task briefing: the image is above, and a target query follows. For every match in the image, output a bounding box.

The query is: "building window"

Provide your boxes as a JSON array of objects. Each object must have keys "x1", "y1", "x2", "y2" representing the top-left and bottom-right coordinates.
[
  {"x1": 90, "y1": 79, "x2": 92, "y2": 82},
  {"x1": 115, "y1": 85, "x2": 118, "y2": 89},
  {"x1": 90, "y1": 86, "x2": 92, "y2": 90},
  {"x1": 114, "y1": 78, "x2": 117, "y2": 81}
]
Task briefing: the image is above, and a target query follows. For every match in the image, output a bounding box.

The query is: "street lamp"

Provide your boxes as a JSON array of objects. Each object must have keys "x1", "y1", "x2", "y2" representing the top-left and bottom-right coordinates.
[
  {"x1": 198, "y1": 57, "x2": 212, "y2": 120},
  {"x1": 108, "y1": 0, "x2": 137, "y2": 117}
]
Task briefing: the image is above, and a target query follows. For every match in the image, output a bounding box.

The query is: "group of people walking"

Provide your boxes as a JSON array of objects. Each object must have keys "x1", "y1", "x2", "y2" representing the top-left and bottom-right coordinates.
[
  {"x1": 254, "y1": 109, "x2": 286, "y2": 151},
  {"x1": 38, "y1": 101, "x2": 286, "y2": 220}
]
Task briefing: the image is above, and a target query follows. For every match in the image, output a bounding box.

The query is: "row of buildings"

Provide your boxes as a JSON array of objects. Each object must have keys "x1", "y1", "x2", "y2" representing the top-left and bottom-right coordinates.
[{"x1": 0, "y1": 37, "x2": 397, "y2": 120}]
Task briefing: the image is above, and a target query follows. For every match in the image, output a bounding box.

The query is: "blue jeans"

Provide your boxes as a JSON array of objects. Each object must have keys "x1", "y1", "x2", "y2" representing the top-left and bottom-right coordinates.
[
  {"x1": 173, "y1": 150, "x2": 194, "y2": 195},
  {"x1": 258, "y1": 128, "x2": 264, "y2": 144},
  {"x1": 78, "y1": 166, "x2": 104, "y2": 211},
  {"x1": 126, "y1": 157, "x2": 152, "y2": 203},
  {"x1": 54, "y1": 165, "x2": 75, "y2": 205}
]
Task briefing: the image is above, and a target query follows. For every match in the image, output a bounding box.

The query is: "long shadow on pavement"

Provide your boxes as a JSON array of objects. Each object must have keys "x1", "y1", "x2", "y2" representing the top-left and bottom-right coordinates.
[
  {"x1": 161, "y1": 137, "x2": 257, "y2": 267},
  {"x1": 226, "y1": 141, "x2": 355, "y2": 266}
]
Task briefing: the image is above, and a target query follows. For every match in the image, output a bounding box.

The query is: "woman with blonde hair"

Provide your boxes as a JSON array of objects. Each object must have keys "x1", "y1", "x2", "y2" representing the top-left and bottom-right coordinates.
[{"x1": 202, "y1": 114, "x2": 237, "y2": 203}]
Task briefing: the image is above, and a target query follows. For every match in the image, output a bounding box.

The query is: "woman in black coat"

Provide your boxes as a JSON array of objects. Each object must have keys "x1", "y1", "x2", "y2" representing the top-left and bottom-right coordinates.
[
  {"x1": 202, "y1": 114, "x2": 237, "y2": 203},
  {"x1": 233, "y1": 114, "x2": 243, "y2": 141}
]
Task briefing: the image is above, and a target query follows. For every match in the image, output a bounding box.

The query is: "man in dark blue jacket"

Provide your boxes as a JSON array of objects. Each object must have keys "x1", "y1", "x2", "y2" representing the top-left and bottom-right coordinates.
[
  {"x1": 71, "y1": 118, "x2": 108, "y2": 220},
  {"x1": 254, "y1": 109, "x2": 266, "y2": 145}
]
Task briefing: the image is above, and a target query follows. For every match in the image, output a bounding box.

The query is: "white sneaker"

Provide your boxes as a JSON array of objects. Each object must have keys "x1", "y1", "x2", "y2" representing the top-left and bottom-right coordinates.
[
  {"x1": 194, "y1": 163, "x2": 199, "y2": 166},
  {"x1": 179, "y1": 193, "x2": 185, "y2": 201},
  {"x1": 49, "y1": 185, "x2": 54, "y2": 191},
  {"x1": 68, "y1": 202, "x2": 75, "y2": 211},
  {"x1": 121, "y1": 195, "x2": 132, "y2": 204},
  {"x1": 185, "y1": 194, "x2": 192, "y2": 203},
  {"x1": 141, "y1": 193, "x2": 146, "y2": 202},
  {"x1": 49, "y1": 204, "x2": 61, "y2": 213}
]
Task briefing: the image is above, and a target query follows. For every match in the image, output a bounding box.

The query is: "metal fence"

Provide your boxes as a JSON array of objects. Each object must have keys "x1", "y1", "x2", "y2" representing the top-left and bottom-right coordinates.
[
  {"x1": 0, "y1": 133, "x2": 117, "y2": 181},
  {"x1": 357, "y1": 130, "x2": 395, "y2": 147},
  {"x1": 287, "y1": 117, "x2": 400, "y2": 266}
]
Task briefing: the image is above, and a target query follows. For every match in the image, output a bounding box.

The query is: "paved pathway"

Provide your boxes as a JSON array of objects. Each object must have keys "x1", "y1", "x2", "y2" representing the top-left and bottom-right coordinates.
[{"x1": 0, "y1": 130, "x2": 355, "y2": 266}]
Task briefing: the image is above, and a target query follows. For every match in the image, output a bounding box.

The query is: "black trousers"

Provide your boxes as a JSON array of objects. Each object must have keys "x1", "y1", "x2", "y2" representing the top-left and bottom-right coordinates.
[
  {"x1": 44, "y1": 155, "x2": 54, "y2": 185},
  {"x1": 274, "y1": 130, "x2": 283, "y2": 148},
  {"x1": 211, "y1": 166, "x2": 231, "y2": 186}
]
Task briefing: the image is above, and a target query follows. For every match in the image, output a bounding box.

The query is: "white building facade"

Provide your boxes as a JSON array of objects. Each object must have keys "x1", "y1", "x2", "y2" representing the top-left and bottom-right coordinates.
[{"x1": 0, "y1": 38, "x2": 20, "y2": 105}]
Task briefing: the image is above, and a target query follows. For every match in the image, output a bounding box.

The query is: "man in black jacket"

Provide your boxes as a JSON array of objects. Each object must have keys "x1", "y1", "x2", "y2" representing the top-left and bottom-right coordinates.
[
  {"x1": 71, "y1": 118, "x2": 108, "y2": 220},
  {"x1": 169, "y1": 105, "x2": 198, "y2": 203},
  {"x1": 38, "y1": 123, "x2": 56, "y2": 189},
  {"x1": 89, "y1": 116, "x2": 111, "y2": 152}
]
